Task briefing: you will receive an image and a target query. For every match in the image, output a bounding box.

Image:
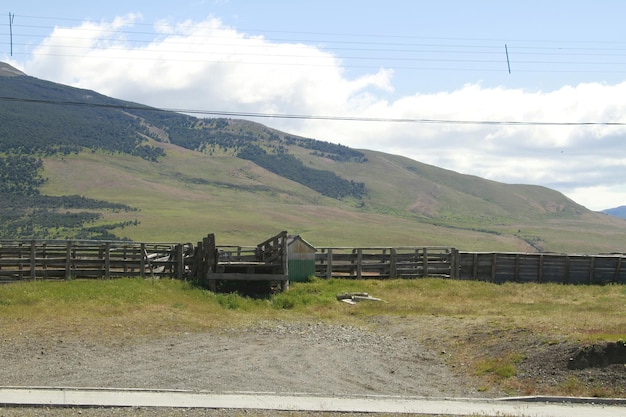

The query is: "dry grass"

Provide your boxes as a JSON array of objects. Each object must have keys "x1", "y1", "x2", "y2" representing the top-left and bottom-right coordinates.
[
  {"x1": 0, "y1": 277, "x2": 624, "y2": 397},
  {"x1": 2, "y1": 277, "x2": 624, "y2": 341}
]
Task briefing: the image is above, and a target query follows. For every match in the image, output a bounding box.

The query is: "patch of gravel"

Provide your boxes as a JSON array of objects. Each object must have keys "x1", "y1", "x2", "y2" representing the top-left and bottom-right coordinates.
[
  {"x1": 2, "y1": 317, "x2": 624, "y2": 416},
  {"x1": 0, "y1": 320, "x2": 479, "y2": 398},
  {"x1": 0, "y1": 319, "x2": 482, "y2": 416}
]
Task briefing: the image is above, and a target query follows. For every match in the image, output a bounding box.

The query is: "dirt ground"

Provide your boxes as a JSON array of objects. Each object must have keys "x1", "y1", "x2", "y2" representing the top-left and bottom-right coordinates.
[
  {"x1": 0, "y1": 319, "x2": 477, "y2": 397},
  {"x1": 0, "y1": 316, "x2": 624, "y2": 416}
]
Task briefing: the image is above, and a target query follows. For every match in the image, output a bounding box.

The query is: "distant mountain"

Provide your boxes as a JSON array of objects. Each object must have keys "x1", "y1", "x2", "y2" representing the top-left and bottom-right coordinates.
[
  {"x1": 1, "y1": 62, "x2": 625, "y2": 253},
  {"x1": 603, "y1": 206, "x2": 626, "y2": 219},
  {"x1": 0, "y1": 62, "x2": 25, "y2": 76}
]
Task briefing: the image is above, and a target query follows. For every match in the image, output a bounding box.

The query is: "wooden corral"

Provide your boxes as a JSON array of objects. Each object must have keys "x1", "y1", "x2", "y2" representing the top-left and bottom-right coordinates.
[
  {"x1": 2, "y1": 236, "x2": 625, "y2": 287},
  {"x1": 188, "y1": 231, "x2": 289, "y2": 292}
]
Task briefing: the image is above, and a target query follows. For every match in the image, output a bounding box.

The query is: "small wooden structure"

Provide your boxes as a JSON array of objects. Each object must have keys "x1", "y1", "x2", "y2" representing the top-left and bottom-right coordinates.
[
  {"x1": 189, "y1": 231, "x2": 289, "y2": 292},
  {"x1": 286, "y1": 235, "x2": 316, "y2": 282}
]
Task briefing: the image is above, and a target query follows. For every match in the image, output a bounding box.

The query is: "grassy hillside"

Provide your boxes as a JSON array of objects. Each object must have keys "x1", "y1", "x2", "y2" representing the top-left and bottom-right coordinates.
[
  {"x1": 3, "y1": 62, "x2": 626, "y2": 252},
  {"x1": 39, "y1": 143, "x2": 626, "y2": 253}
]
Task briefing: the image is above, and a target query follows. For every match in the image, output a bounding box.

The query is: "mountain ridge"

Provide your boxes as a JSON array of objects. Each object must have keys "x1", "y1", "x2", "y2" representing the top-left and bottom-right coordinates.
[
  {"x1": 2, "y1": 62, "x2": 625, "y2": 253},
  {"x1": 603, "y1": 205, "x2": 626, "y2": 219}
]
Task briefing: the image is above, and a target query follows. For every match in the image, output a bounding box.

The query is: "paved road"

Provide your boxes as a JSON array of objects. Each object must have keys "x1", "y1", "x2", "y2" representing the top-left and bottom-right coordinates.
[{"x1": 0, "y1": 387, "x2": 624, "y2": 417}]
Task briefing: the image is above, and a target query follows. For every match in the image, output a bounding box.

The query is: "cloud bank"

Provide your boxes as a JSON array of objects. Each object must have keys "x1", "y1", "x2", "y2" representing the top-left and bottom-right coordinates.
[{"x1": 8, "y1": 15, "x2": 626, "y2": 211}]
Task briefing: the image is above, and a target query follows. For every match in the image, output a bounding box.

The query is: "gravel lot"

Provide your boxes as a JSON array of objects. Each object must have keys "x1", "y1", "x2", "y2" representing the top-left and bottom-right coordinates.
[
  {"x1": 2, "y1": 317, "x2": 623, "y2": 416},
  {"x1": 0, "y1": 319, "x2": 481, "y2": 416},
  {"x1": 1, "y1": 320, "x2": 479, "y2": 395}
]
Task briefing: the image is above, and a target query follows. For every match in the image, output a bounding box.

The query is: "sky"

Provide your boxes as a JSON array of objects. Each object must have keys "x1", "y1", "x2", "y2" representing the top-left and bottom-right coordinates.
[{"x1": 2, "y1": 0, "x2": 626, "y2": 211}]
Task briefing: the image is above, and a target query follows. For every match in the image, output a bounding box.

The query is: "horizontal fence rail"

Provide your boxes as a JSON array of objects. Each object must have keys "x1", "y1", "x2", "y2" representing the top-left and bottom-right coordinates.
[{"x1": 315, "y1": 247, "x2": 458, "y2": 279}]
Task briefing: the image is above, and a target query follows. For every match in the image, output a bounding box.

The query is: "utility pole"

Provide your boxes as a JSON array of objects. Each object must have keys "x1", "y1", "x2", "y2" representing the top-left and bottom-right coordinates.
[{"x1": 9, "y1": 13, "x2": 15, "y2": 56}]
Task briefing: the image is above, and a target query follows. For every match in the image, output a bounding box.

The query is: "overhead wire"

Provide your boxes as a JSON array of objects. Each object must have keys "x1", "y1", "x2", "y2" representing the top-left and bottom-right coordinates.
[
  {"x1": 3, "y1": 13, "x2": 626, "y2": 72},
  {"x1": 2, "y1": 13, "x2": 626, "y2": 126},
  {"x1": 8, "y1": 12, "x2": 626, "y2": 46}
]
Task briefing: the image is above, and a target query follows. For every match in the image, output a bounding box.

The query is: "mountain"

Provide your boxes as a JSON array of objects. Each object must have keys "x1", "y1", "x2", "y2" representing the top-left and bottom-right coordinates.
[
  {"x1": 603, "y1": 206, "x2": 626, "y2": 219},
  {"x1": 2, "y1": 62, "x2": 626, "y2": 253}
]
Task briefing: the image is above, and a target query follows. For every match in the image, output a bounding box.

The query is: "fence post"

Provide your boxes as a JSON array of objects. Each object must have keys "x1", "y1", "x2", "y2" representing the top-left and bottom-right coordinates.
[
  {"x1": 614, "y1": 256, "x2": 622, "y2": 284},
  {"x1": 140, "y1": 243, "x2": 146, "y2": 278},
  {"x1": 281, "y1": 231, "x2": 288, "y2": 280},
  {"x1": 491, "y1": 253, "x2": 497, "y2": 282},
  {"x1": 104, "y1": 242, "x2": 111, "y2": 279},
  {"x1": 589, "y1": 256, "x2": 595, "y2": 284},
  {"x1": 30, "y1": 240, "x2": 36, "y2": 280},
  {"x1": 449, "y1": 248, "x2": 459, "y2": 279},
  {"x1": 326, "y1": 248, "x2": 333, "y2": 279},
  {"x1": 423, "y1": 248, "x2": 429, "y2": 277},
  {"x1": 356, "y1": 248, "x2": 363, "y2": 279},
  {"x1": 65, "y1": 240, "x2": 72, "y2": 280},
  {"x1": 472, "y1": 253, "x2": 478, "y2": 280},
  {"x1": 205, "y1": 234, "x2": 217, "y2": 291},
  {"x1": 538, "y1": 254, "x2": 544, "y2": 283},
  {"x1": 563, "y1": 255, "x2": 570, "y2": 284},
  {"x1": 176, "y1": 244, "x2": 184, "y2": 280},
  {"x1": 389, "y1": 248, "x2": 397, "y2": 278},
  {"x1": 42, "y1": 242, "x2": 47, "y2": 279}
]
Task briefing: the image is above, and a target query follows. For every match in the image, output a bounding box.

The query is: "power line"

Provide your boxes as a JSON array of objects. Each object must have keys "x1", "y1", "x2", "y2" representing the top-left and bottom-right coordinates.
[
  {"x1": 3, "y1": 40, "x2": 626, "y2": 74},
  {"x1": 4, "y1": 14, "x2": 626, "y2": 72},
  {"x1": 6, "y1": 25, "x2": 626, "y2": 56},
  {"x1": 1, "y1": 95, "x2": 624, "y2": 126},
  {"x1": 8, "y1": 12, "x2": 626, "y2": 47}
]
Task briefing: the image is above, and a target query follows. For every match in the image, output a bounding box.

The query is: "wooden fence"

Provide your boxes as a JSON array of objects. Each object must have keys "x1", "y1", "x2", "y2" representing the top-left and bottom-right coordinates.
[
  {"x1": 2, "y1": 238, "x2": 625, "y2": 286},
  {"x1": 458, "y1": 251, "x2": 626, "y2": 284},
  {"x1": 314, "y1": 248, "x2": 626, "y2": 284},
  {"x1": 0, "y1": 233, "x2": 289, "y2": 290},
  {"x1": 315, "y1": 247, "x2": 458, "y2": 279},
  {"x1": 0, "y1": 240, "x2": 188, "y2": 283}
]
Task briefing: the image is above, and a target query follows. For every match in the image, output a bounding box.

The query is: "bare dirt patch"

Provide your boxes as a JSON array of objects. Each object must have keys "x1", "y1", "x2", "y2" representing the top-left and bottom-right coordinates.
[
  {"x1": 517, "y1": 339, "x2": 626, "y2": 396},
  {"x1": 431, "y1": 320, "x2": 626, "y2": 398}
]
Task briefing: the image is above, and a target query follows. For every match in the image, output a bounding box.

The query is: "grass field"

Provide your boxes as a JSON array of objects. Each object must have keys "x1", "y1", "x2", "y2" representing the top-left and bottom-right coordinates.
[
  {"x1": 1, "y1": 277, "x2": 624, "y2": 397},
  {"x1": 40, "y1": 148, "x2": 626, "y2": 252}
]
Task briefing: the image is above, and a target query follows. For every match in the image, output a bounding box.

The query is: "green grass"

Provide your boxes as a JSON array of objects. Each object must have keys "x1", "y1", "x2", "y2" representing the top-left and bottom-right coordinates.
[{"x1": 475, "y1": 353, "x2": 525, "y2": 379}]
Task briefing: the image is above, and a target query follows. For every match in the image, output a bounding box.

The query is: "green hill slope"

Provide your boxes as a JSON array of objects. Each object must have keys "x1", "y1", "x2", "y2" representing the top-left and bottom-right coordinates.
[{"x1": 2, "y1": 62, "x2": 626, "y2": 253}]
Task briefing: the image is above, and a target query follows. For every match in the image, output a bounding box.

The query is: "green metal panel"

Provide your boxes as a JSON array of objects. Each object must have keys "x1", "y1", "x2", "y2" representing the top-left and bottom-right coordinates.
[{"x1": 288, "y1": 258, "x2": 315, "y2": 282}]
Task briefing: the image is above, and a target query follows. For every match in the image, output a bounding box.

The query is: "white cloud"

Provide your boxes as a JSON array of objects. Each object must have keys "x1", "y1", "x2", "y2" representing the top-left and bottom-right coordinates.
[
  {"x1": 14, "y1": 15, "x2": 626, "y2": 211},
  {"x1": 568, "y1": 184, "x2": 626, "y2": 212}
]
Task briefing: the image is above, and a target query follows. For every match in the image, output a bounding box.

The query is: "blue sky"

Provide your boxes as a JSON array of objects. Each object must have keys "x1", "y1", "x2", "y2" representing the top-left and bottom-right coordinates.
[{"x1": 3, "y1": 1, "x2": 626, "y2": 210}]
